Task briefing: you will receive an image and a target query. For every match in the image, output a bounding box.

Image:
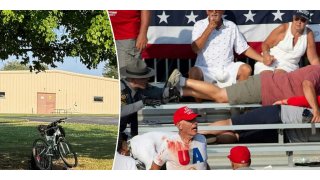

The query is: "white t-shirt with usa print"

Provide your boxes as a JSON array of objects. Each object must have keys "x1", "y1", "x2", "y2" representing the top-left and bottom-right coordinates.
[{"x1": 153, "y1": 133, "x2": 208, "y2": 170}]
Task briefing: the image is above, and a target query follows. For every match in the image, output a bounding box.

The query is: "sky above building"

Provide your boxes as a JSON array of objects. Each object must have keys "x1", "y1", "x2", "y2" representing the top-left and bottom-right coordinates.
[
  {"x1": 0, "y1": 57, "x2": 106, "y2": 77},
  {"x1": 52, "y1": 57, "x2": 105, "y2": 77}
]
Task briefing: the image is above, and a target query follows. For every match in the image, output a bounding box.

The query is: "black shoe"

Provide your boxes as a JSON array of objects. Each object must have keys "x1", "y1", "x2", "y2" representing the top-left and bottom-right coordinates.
[
  {"x1": 204, "y1": 134, "x2": 217, "y2": 144},
  {"x1": 161, "y1": 87, "x2": 181, "y2": 104},
  {"x1": 168, "y1": 87, "x2": 181, "y2": 103},
  {"x1": 136, "y1": 161, "x2": 146, "y2": 170}
]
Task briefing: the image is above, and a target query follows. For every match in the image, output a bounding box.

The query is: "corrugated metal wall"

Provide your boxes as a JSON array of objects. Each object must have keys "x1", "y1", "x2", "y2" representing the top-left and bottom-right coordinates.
[{"x1": 0, "y1": 70, "x2": 119, "y2": 114}]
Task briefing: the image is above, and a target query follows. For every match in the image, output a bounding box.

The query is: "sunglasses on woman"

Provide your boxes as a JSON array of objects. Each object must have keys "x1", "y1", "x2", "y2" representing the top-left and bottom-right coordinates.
[{"x1": 294, "y1": 16, "x2": 307, "y2": 23}]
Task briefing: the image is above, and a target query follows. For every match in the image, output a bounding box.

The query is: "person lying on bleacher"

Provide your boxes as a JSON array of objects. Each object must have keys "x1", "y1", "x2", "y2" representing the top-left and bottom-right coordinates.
[
  {"x1": 273, "y1": 96, "x2": 320, "y2": 109},
  {"x1": 200, "y1": 105, "x2": 318, "y2": 144},
  {"x1": 165, "y1": 65, "x2": 320, "y2": 123},
  {"x1": 254, "y1": 10, "x2": 319, "y2": 75}
]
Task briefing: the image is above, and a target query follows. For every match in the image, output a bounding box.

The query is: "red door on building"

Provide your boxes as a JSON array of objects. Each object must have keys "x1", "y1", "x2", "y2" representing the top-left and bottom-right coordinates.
[{"x1": 37, "y1": 93, "x2": 56, "y2": 114}]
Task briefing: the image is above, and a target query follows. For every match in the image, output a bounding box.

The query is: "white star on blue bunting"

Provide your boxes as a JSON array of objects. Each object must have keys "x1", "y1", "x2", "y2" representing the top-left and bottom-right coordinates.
[
  {"x1": 244, "y1": 10, "x2": 256, "y2": 23},
  {"x1": 272, "y1": 10, "x2": 285, "y2": 22},
  {"x1": 185, "y1": 11, "x2": 198, "y2": 24},
  {"x1": 310, "y1": 13, "x2": 314, "y2": 22},
  {"x1": 157, "y1": 11, "x2": 170, "y2": 24}
]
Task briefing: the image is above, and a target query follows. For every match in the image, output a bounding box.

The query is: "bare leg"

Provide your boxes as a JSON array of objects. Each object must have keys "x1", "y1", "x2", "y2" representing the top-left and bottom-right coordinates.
[
  {"x1": 237, "y1": 64, "x2": 252, "y2": 81},
  {"x1": 199, "y1": 119, "x2": 239, "y2": 143},
  {"x1": 183, "y1": 88, "x2": 215, "y2": 100},
  {"x1": 188, "y1": 67, "x2": 204, "y2": 103},
  {"x1": 199, "y1": 119, "x2": 233, "y2": 135},
  {"x1": 182, "y1": 79, "x2": 228, "y2": 102}
]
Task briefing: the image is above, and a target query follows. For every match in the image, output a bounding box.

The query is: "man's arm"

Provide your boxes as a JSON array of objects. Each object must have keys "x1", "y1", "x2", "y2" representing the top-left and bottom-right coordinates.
[
  {"x1": 121, "y1": 101, "x2": 144, "y2": 117},
  {"x1": 150, "y1": 161, "x2": 162, "y2": 170},
  {"x1": 306, "y1": 29, "x2": 320, "y2": 65},
  {"x1": 243, "y1": 47, "x2": 263, "y2": 63},
  {"x1": 302, "y1": 80, "x2": 320, "y2": 122},
  {"x1": 191, "y1": 18, "x2": 217, "y2": 53},
  {"x1": 136, "y1": 10, "x2": 151, "y2": 52},
  {"x1": 120, "y1": 82, "x2": 144, "y2": 117}
]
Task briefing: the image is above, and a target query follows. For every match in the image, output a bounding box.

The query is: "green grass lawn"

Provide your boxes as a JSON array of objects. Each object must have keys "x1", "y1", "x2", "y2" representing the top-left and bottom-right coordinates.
[
  {"x1": 0, "y1": 113, "x2": 118, "y2": 117},
  {"x1": 0, "y1": 118, "x2": 118, "y2": 170}
]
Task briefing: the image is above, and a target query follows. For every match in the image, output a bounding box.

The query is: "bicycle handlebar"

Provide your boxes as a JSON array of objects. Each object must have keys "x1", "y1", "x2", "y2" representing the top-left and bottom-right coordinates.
[
  {"x1": 48, "y1": 117, "x2": 68, "y2": 127},
  {"x1": 58, "y1": 117, "x2": 68, "y2": 122}
]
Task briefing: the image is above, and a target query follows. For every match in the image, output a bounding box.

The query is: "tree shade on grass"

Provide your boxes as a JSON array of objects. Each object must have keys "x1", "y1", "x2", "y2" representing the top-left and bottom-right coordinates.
[{"x1": 0, "y1": 120, "x2": 118, "y2": 170}]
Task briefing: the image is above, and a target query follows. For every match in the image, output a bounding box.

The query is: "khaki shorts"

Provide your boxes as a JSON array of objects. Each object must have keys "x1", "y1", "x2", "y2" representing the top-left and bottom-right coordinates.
[
  {"x1": 116, "y1": 39, "x2": 141, "y2": 69},
  {"x1": 226, "y1": 75, "x2": 261, "y2": 104}
]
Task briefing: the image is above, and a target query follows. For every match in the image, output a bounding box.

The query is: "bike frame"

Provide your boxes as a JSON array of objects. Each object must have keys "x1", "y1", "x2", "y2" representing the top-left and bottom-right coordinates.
[
  {"x1": 44, "y1": 126, "x2": 63, "y2": 158},
  {"x1": 33, "y1": 117, "x2": 77, "y2": 169}
]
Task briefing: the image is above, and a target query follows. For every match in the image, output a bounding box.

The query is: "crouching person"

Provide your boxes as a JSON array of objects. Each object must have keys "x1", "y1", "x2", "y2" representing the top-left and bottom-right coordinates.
[{"x1": 113, "y1": 133, "x2": 138, "y2": 170}]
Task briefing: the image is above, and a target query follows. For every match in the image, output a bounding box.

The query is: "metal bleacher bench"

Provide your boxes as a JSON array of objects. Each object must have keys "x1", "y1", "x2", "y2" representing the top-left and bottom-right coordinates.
[
  {"x1": 140, "y1": 102, "x2": 262, "y2": 124},
  {"x1": 139, "y1": 103, "x2": 320, "y2": 167},
  {"x1": 144, "y1": 102, "x2": 262, "y2": 109}
]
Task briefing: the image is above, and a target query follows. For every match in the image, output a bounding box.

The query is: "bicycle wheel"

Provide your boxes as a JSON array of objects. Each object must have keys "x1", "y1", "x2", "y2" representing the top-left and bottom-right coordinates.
[
  {"x1": 57, "y1": 138, "x2": 78, "y2": 168},
  {"x1": 32, "y1": 138, "x2": 52, "y2": 170}
]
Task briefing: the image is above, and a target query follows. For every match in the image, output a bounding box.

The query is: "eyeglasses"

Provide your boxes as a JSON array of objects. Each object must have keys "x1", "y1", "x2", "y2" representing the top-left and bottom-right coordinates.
[{"x1": 294, "y1": 16, "x2": 307, "y2": 23}]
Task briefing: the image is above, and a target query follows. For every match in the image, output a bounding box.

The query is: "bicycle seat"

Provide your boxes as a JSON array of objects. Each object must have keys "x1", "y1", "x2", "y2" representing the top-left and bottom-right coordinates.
[{"x1": 37, "y1": 125, "x2": 47, "y2": 136}]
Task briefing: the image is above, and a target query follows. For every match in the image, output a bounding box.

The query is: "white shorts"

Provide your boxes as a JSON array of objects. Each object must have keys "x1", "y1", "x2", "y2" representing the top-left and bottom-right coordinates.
[
  {"x1": 196, "y1": 62, "x2": 244, "y2": 88},
  {"x1": 254, "y1": 60, "x2": 299, "y2": 75}
]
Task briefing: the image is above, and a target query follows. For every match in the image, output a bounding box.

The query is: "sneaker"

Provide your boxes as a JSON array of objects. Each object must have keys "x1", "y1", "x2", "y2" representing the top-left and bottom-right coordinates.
[{"x1": 164, "y1": 69, "x2": 181, "y2": 89}]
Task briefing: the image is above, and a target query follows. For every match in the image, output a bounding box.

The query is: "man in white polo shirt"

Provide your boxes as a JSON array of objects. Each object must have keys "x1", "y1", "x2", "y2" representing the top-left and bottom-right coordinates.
[{"x1": 190, "y1": 10, "x2": 264, "y2": 96}]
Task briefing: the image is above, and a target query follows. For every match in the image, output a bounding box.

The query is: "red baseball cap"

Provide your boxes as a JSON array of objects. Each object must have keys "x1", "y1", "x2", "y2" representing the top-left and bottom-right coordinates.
[
  {"x1": 228, "y1": 146, "x2": 251, "y2": 164},
  {"x1": 173, "y1": 106, "x2": 199, "y2": 125}
]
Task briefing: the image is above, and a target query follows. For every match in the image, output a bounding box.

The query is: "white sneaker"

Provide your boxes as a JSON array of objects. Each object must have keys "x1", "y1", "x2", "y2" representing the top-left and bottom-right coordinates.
[{"x1": 165, "y1": 69, "x2": 181, "y2": 89}]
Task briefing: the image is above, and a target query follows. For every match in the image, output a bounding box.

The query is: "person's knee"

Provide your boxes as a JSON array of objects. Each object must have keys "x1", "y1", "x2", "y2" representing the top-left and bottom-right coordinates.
[
  {"x1": 214, "y1": 89, "x2": 228, "y2": 103},
  {"x1": 274, "y1": 69, "x2": 287, "y2": 74},
  {"x1": 238, "y1": 64, "x2": 252, "y2": 77},
  {"x1": 188, "y1": 67, "x2": 203, "y2": 80}
]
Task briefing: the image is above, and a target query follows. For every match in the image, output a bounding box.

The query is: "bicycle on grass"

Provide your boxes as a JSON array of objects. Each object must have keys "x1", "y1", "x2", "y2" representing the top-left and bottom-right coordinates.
[{"x1": 32, "y1": 117, "x2": 78, "y2": 170}]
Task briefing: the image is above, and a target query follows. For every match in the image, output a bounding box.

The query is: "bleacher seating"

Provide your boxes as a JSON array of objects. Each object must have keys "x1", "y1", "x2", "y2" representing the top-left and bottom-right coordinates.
[{"x1": 138, "y1": 103, "x2": 320, "y2": 167}]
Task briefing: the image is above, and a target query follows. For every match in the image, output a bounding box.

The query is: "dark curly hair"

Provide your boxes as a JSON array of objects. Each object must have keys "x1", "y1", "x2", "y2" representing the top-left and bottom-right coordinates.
[{"x1": 117, "y1": 132, "x2": 128, "y2": 153}]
